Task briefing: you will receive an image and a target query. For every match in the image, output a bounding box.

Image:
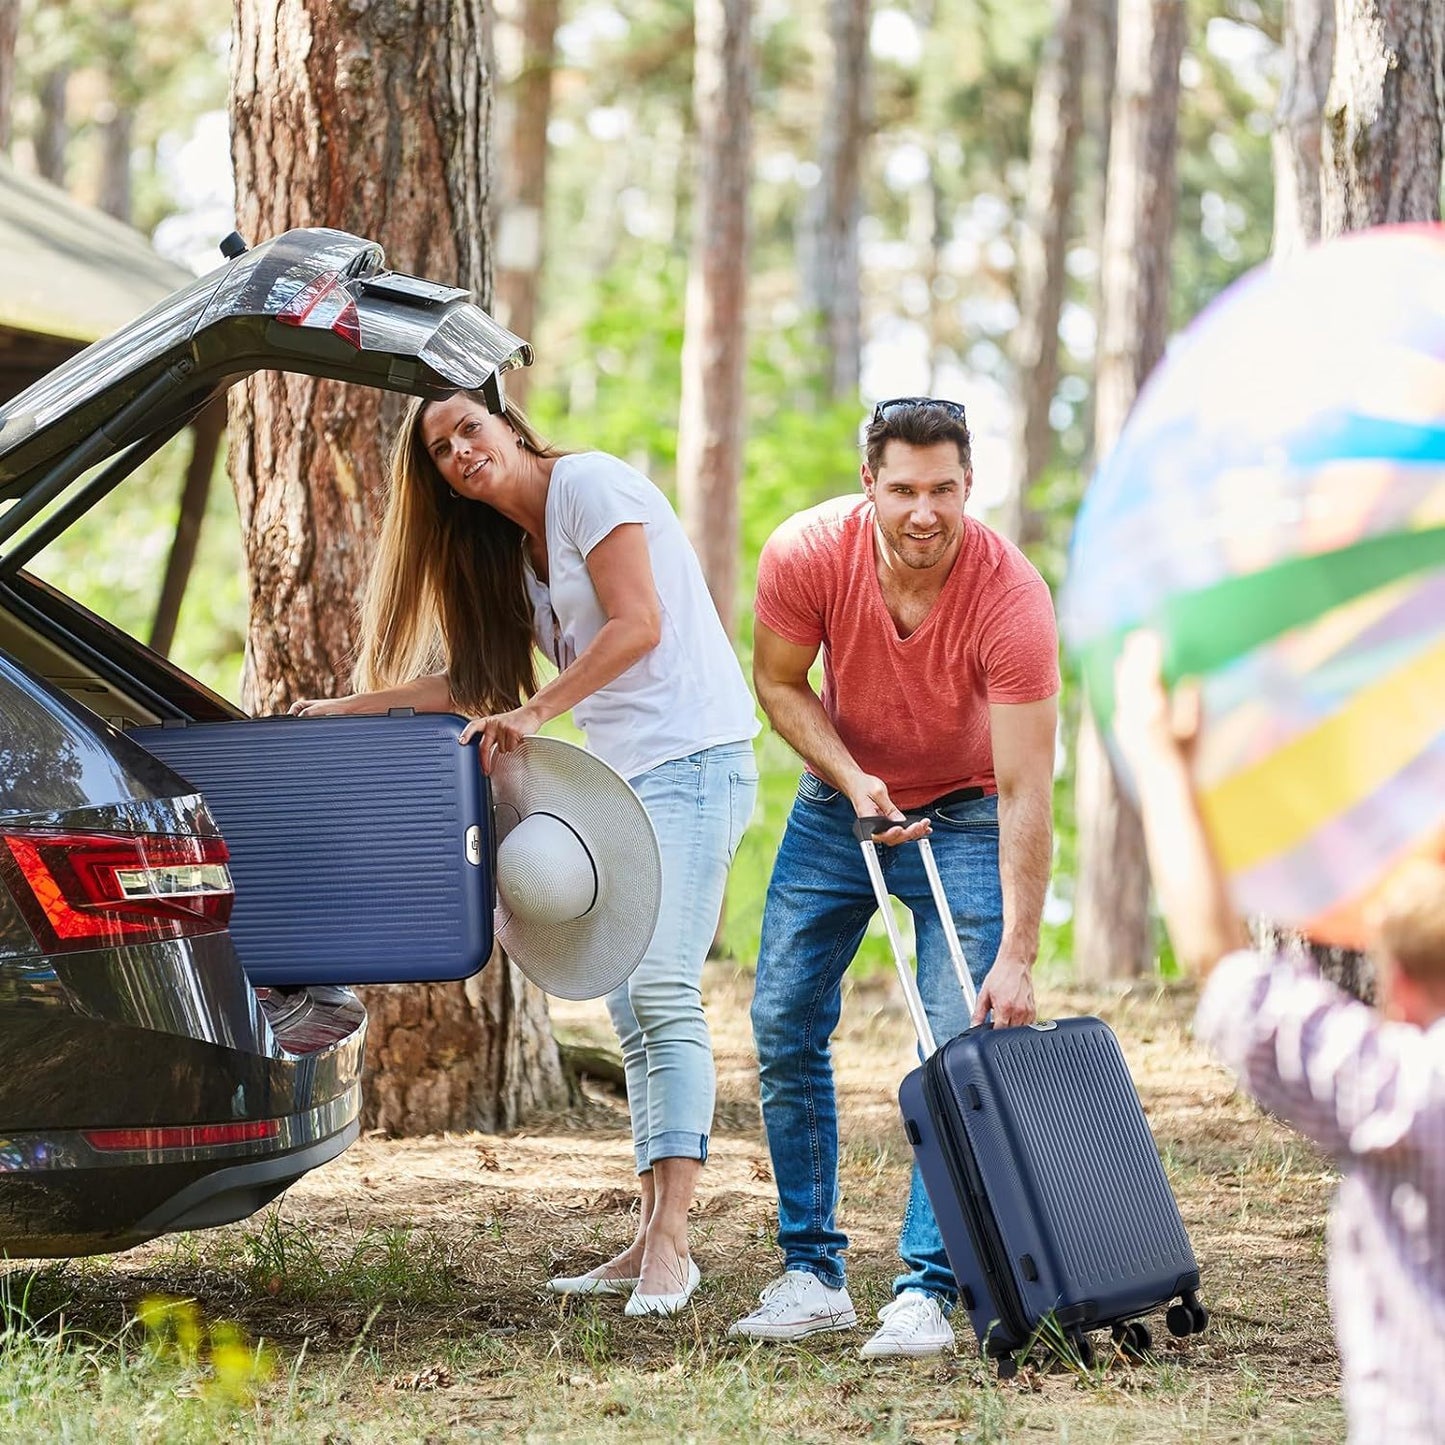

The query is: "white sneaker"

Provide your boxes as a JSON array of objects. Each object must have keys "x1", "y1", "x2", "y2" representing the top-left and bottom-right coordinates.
[
  {"x1": 727, "y1": 1270, "x2": 858, "y2": 1341},
  {"x1": 858, "y1": 1290, "x2": 955, "y2": 1359}
]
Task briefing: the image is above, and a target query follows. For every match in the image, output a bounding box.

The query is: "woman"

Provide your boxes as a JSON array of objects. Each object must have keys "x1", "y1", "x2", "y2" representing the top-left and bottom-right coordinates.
[{"x1": 293, "y1": 391, "x2": 758, "y2": 1317}]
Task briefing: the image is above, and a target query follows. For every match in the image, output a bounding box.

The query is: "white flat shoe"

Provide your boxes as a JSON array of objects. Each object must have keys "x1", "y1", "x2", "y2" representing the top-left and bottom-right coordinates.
[
  {"x1": 546, "y1": 1270, "x2": 641, "y2": 1296},
  {"x1": 624, "y1": 1259, "x2": 701, "y2": 1317}
]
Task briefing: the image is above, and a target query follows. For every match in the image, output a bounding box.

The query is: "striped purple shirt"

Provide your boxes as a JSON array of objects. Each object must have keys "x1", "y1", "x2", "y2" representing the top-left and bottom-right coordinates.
[{"x1": 1195, "y1": 951, "x2": 1445, "y2": 1444}]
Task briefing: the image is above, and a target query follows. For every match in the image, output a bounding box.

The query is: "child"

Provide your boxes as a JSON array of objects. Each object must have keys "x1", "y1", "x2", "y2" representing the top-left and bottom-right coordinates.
[{"x1": 1112, "y1": 632, "x2": 1445, "y2": 1444}]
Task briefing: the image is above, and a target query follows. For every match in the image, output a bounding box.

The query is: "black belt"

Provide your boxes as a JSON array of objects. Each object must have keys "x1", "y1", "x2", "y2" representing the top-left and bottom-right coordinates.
[{"x1": 919, "y1": 785, "x2": 989, "y2": 810}]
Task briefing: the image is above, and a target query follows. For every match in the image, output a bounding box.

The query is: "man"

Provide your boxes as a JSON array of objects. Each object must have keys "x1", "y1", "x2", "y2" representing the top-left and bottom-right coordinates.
[
  {"x1": 1112, "y1": 631, "x2": 1445, "y2": 1443},
  {"x1": 729, "y1": 397, "x2": 1059, "y2": 1358}
]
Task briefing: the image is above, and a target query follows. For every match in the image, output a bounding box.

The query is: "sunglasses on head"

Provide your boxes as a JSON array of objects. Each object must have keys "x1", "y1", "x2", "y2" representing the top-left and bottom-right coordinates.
[{"x1": 870, "y1": 396, "x2": 968, "y2": 426}]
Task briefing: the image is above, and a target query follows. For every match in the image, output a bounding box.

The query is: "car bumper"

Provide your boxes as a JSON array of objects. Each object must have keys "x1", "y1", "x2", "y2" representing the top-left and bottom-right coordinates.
[{"x1": 0, "y1": 1087, "x2": 361, "y2": 1258}]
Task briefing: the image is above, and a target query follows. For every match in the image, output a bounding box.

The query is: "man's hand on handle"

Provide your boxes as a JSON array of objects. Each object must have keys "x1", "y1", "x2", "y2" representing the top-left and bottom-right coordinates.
[
  {"x1": 850, "y1": 770, "x2": 1039, "y2": 1029},
  {"x1": 974, "y1": 954, "x2": 1036, "y2": 1027},
  {"x1": 847, "y1": 773, "x2": 932, "y2": 845}
]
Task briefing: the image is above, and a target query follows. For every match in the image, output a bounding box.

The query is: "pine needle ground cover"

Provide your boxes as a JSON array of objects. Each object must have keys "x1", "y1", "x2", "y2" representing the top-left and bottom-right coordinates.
[{"x1": 1, "y1": 967, "x2": 1342, "y2": 1444}]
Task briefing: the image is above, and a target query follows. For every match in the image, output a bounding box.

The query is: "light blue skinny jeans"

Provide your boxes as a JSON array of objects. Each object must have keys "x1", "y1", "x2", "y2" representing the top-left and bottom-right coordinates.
[
  {"x1": 752, "y1": 771, "x2": 1004, "y2": 1306},
  {"x1": 606, "y1": 740, "x2": 758, "y2": 1173}
]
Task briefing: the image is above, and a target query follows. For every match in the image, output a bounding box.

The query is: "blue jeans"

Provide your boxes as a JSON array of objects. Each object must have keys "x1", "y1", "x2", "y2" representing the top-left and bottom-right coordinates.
[
  {"x1": 751, "y1": 772, "x2": 1003, "y2": 1305},
  {"x1": 606, "y1": 741, "x2": 758, "y2": 1173}
]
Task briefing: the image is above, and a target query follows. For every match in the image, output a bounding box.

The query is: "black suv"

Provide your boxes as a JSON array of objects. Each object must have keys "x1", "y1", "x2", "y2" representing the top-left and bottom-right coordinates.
[{"x1": 0, "y1": 228, "x2": 527, "y2": 1257}]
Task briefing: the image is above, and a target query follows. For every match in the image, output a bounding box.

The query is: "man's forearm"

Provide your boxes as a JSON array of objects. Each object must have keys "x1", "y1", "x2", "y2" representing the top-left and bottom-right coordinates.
[
  {"x1": 997, "y1": 782, "x2": 1052, "y2": 965},
  {"x1": 756, "y1": 678, "x2": 865, "y2": 793}
]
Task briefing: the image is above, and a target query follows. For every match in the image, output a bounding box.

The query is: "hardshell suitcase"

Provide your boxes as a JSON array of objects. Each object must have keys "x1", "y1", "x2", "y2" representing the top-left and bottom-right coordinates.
[
  {"x1": 854, "y1": 817, "x2": 1207, "y2": 1376},
  {"x1": 130, "y1": 712, "x2": 492, "y2": 988}
]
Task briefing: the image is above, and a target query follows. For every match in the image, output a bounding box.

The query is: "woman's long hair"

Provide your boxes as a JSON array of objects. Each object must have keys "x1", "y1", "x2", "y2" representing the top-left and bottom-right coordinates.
[{"x1": 354, "y1": 389, "x2": 565, "y2": 715}]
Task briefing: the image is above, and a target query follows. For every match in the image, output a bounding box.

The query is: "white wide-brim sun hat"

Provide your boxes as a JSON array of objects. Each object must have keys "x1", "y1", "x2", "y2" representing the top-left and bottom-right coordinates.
[{"x1": 489, "y1": 736, "x2": 661, "y2": 1000}]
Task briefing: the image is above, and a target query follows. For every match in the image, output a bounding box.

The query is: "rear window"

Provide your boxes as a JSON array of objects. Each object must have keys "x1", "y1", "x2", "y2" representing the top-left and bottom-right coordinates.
[{"x1": 7, "y1": 430, "x2": 246, "y2": 705}]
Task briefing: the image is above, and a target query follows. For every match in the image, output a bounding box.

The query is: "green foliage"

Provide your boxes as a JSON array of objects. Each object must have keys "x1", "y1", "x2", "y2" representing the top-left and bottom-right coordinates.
[
  {"x1": 1172, "y1": 9, "x2": 1280, "y2": 329},
  {"x1": 0, "y1": 1268, "x2": 264, "y2": 1439},
  {"x1": 233, "y1": 1215, "x2": 465, "y2": 1307},
  {"x1": 24, "y1": 437, "x2": 247, "y2": 704},
  {"x1": 527, "y1": 253, "x2": 688, "y2": 477}
]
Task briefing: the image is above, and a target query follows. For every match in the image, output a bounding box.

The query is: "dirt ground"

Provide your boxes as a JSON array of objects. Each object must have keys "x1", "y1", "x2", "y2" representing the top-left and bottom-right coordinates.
[{"x1": 23, "y1": 963, "x2": 1346, "y2": 1443}]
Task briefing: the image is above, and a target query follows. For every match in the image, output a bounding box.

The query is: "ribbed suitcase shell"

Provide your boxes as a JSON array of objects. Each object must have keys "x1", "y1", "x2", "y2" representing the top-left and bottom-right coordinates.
[
  {"x1": 130, "y1": 714, "x2": 492, "y2": 987},
  {"x1": 899, "y1": 1016, "x2": 1199, "y2": 1359}
]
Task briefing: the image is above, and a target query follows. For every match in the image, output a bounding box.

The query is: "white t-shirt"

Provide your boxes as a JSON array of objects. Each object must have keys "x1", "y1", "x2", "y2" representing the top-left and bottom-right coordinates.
[{"x1": 522, "y1": 451, "x2": 759, "y2": 780}]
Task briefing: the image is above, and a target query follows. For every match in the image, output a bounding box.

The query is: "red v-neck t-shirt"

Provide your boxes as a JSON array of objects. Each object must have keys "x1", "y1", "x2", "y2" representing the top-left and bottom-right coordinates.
[{"x1": 755, "y1": 496, "x2": 1060, "y2": 809}]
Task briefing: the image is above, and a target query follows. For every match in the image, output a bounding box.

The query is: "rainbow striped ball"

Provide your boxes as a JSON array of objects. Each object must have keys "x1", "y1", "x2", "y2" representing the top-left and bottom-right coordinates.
[{"x1": 1064, "y1": 225, "x2": 1445, "y2": 946}]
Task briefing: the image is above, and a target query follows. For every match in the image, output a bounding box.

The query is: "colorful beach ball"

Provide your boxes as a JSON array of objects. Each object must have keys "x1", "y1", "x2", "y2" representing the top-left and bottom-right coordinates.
[{"x1": 1062, "y1": 224, "x2": 1445, "y2": 948}]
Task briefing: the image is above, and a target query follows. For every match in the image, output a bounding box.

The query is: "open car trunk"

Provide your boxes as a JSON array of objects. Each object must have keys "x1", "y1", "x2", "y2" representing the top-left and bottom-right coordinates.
[
  {"x1": 0, "y1": 585, "x2": 497, "y2": 990},
  {"x1": 0, "y1": 226, "x2": 525, "y2": 993}
]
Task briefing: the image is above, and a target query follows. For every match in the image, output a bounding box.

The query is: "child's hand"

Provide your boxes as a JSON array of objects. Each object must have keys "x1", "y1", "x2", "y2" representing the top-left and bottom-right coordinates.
[{"x1": 1112, "y1": 631, "x2": 1201, "y2": 777}]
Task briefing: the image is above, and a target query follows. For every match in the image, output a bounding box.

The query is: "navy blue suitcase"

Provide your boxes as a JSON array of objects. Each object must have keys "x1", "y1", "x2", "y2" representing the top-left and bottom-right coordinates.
[
  {"x1": 130, "y1": 712, "x2": 493, "y2": 988},
  {"x1": 855, "y1": 819, "x2": 1206, "y2": 1376}
]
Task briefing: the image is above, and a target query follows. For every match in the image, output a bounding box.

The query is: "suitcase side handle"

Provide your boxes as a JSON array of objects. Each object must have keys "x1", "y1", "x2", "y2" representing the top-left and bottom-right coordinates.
[{"x1": 856, "y1": 827, "x2": 981, "y2": 1057}]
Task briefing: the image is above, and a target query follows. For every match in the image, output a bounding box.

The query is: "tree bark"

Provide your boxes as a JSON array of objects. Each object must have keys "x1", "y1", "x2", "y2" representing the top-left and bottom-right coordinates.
[
  {"x1": 361, "y1": 951, "x2": 569, "y2": 1134},
  {"x1": 800, "y1": 0, "x2": 870, "y2": 402},
  {"x1": 0, "y1": 0, "x2": 19, "y2": 154},
  {"x1": 35, "y1": 67, "x2": 69, "y2": 185},
  {"x1": 1001, "y1": 0, "x2": 1088, "y2": 546},
  {"x1": 1272, "y1": 0, "x2": 1335, "y2": 259},
  {"x1": 676, "y1": 0, "x2": 752, "y2": 634},
  {"x1": 97, "y1": 102, "x2": 132, "y2": 224},
  {"x1": 1088, "y1": 0, "x2": 1119, "y2": 196},
  {"x1": 230, "y1": 0, "x2": 564, "y2": 1134},
  {"x1": 494, "y1": 0, "x2": 560, "y2": 409},
  {"x1": 1322, "y1": 0, "x2": 1445, "y2": 233},
  {"x1": 150, "y1": 400, "x2": 225, "y2": 659},
  {"x1": 1073, "y1": 0, "x2": 1186, "y2": 983}
]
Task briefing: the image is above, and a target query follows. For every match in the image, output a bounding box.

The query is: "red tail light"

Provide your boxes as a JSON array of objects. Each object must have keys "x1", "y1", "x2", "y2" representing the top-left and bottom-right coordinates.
[
  {"x1": 0, "y1": 830, "x2": 234, "y2": 953},
  {"x1": 83, "y1": 1120, "x2": 280, "y2": 1152},
  {"x1": 276, "y1": 270, "x2": 362, "y2": 347}
]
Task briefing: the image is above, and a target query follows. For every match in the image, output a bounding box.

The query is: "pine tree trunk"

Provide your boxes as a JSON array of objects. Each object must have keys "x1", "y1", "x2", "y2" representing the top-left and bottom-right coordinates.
[
  {"x1": 97, "y1": 104, "x2": 132, "y2": 224},
  {"x1": 676, "y1": 0, "x2": 752, "y2": 634},
  {"x1": 1073, "y1": 0, "x2": 1185, "y2": 983},
  {"x1": 0, "y1": 0, "x2": 19, "y2": 154},
  {"x1": 1001, "y1": 0, "x2": 1088, "y2": 546},
  {"x1": 801, "y1": 0, "x2": 870, "y2": 402},
  {"x1": 35, "y1": 67, "x2": 69, "y2": 184},
  {"x1": 1087, "y1": 0, "x2": 1119, "y2": 197},
  {"x1": 150, "y1": 400, "x2": 225, "y2": 658},
  {"x1": 229, "y1": 0, "x2": 565, "y2": 1134},
  {"x1": 1322, "y1": 0, "x2": 1445, "y2": 233},
  {"x1": 1271, "y1": 0, "x2": 1334, "y2": 259},
  {"x1": 494, "y1": 0, "x2": 560, "y2": 408}
]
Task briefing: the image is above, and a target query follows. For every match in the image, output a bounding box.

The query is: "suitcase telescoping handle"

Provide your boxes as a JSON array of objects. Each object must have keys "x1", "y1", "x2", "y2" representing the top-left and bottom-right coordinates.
[{"x1": 852, "y1": 816, "x2": 980, "y2": 1058}]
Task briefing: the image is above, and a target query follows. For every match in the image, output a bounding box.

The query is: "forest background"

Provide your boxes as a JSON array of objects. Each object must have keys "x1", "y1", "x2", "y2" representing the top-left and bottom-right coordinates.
[
  {"x1": 6, "y1": 0, "x2": 1441, "y2": 1135},
  {"x1": 1, "y1": 2, "x2": 1440, "y2": 1439},
  {"x1": 2, "y1": 0, "x2": 1291, "y2": 982}
]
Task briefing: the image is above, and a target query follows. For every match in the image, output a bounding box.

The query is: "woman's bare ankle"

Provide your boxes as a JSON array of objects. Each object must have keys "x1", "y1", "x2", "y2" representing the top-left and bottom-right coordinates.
[
  {"x1": 637, "y1": 1234, "x2": 692, "y2": 1292},
  {"x1": 589, "y1": 1243, "x2": 645, "y2": 1278}
]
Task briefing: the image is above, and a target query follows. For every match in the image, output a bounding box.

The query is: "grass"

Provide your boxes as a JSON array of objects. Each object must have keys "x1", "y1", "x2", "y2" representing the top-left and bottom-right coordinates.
[{"x1": 0, "y1": 969, "x2": 1346, "y2": 1443}]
